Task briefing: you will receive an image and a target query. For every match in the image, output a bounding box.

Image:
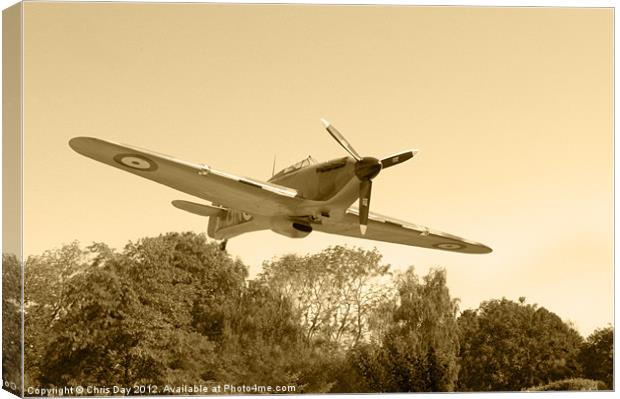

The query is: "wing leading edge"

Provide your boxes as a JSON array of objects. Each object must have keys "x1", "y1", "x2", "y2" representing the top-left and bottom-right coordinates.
[{"x1": 315, "y1": 208, "x2": 492, "y2": 254}]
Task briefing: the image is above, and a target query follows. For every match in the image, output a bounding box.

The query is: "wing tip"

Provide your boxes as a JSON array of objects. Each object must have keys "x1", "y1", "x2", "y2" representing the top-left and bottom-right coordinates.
[
  {"x1": 470, "y1": 248, "x2": 492, "y2": 255},
  {"x1": 465, "y1": 242, "x2": 493, "y2": 254},
  {"x1": 68, "y1": 136, "x2": 100, "y2": 154},
  {"x1": 480, "y1": 244, "x2": 493, "y2": 254},
  {"x1": 436, "y1": 243, "x2": 493, "y2": 254},
  {"x1": 320, "y1": 118, "x2": 330, "y2": 128}
]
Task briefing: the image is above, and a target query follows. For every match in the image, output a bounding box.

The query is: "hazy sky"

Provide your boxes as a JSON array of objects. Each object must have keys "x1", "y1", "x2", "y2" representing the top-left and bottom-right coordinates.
[{"x1": 20, "y1": 3, "x2": 612, "y2": 336}]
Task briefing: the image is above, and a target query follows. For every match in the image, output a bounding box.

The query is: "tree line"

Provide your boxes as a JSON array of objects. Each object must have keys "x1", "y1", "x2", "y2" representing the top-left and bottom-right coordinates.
[{"x1": 2, "y1": 232, "x2": 614, "y2": 393}]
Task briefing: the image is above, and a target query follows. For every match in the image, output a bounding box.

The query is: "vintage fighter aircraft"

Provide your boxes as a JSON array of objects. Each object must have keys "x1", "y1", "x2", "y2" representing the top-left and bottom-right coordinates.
[{"x1": 69, "y1": 119, "x2": 491, "y2": 254}]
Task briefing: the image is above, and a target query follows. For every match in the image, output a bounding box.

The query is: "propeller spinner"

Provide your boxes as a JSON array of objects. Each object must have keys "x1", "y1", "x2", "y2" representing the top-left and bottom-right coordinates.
[{"x1": 320, "y1": 118, "x2": 417, "y2": 234}]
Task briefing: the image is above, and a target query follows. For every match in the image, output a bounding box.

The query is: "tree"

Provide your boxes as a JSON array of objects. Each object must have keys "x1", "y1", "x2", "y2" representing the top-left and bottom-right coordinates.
[
  {"x1": 345, "y1": 267, "x2": 460, "y2": 392},
  {"x1": 2, "y1": 253, "x2": 22, "y2": 395},
  {"x1": 259, "y1": 245, "x2": 391, "y2": 349},
  {"x1": 24, "y1": 242, "x2": 88, "y2": 386},
  {"x1": 196, "y1": 280, "x2": 306, "y2": 388},
  {"x1": 578, "y1": 326, "x2": 613, "y2": 389},
  {"x1": 457, "y1": 298, "x2": 583, "y2": 391}
]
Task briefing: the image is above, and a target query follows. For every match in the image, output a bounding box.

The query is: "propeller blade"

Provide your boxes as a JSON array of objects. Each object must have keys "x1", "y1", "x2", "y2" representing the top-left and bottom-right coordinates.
[
  {"x1": 321, "y1": 118, "x2": 362, "y2": 161},
  {"x1": 380, "y1": 150, "x2": 418, "y2": 169},
  {"x1": 359, "y1": 180, "x2": 372, "y2": 235}
]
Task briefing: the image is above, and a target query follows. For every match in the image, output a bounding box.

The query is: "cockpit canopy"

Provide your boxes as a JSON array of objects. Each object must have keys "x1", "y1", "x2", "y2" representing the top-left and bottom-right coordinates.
[{"x1": 272, "y1": 155, "x2": 318, "y2": 179}]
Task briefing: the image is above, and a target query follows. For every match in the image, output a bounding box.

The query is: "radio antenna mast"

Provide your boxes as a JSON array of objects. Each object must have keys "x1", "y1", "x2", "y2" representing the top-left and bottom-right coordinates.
[{"x1": 271, "y1": 155, "x2": 277, "y2": 177}]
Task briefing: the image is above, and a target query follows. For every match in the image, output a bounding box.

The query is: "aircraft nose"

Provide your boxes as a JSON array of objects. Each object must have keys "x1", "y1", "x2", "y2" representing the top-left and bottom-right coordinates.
[{"x1": 355, "y1": 157, "x2": 382, "y2": 180}]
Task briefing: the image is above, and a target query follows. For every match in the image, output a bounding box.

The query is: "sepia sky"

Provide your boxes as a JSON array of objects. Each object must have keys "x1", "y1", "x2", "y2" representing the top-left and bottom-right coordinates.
[{"x1": 20, "y1": 3, "x2": 612, "y2": 336}]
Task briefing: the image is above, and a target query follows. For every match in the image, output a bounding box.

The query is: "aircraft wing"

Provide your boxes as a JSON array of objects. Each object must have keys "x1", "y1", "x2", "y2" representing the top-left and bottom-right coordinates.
[
  {"x1": 315, "y1": 208, "x2": 492, "y2": 254},
  {"x1": 69, "y1": 137, "x2": 303, "y2": 216}
]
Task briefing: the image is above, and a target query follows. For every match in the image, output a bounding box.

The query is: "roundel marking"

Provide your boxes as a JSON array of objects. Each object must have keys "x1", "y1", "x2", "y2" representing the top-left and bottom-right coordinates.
[
  {"x1": 433, "y1": 242, "x2": 465, "y2": 250},
  {"x1": 113, "y1": 153, "x2": 158, "y2": 171}
]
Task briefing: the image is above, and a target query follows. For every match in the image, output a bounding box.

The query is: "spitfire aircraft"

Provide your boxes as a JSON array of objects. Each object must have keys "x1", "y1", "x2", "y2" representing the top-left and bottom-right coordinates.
[{"x1": 69, "y1": 120, "x2": 491, "y2": 254}]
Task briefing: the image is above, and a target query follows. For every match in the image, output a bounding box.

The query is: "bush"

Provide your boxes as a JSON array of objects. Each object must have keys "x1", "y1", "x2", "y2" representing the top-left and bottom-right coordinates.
[{"x1": 524, "y1": 378, "x2": 607, "y2": 391}]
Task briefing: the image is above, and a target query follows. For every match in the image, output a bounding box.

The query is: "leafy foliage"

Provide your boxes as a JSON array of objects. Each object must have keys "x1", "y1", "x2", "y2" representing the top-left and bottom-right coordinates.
[
  {"x1": 259, "y1": 245, "x2": 392, "y2": 349},
  {"x1": 344, "y1": 268, "x2": 460, "y2": 392},
  {"x1": 578, "y1": 326, "x2": 613, "y2": 389},
  {"x1": 457, "y1": 298, "x2": 583, "y2": 391},
  {"x1": 24, "y1": 242, "x2": 88, "y2": 385},
  {"x1": 18, "y1": 235, "x2": 612, "y2": 393},
  {"x1": 194, "y1": 280, "x2": 305, "y2": 387},
  {"x1": 27, "y1": 233, "x2": 242, "y2": 387},
  {"x1": 2, "y1": 253, "x2": 22, "y2": 394}
]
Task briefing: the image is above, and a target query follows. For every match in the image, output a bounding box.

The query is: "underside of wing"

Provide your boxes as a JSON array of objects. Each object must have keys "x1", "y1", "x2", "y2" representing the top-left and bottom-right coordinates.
[
  {"x1": 69, "y1": 137, "x2": 303, "y2": 216},
  {"x1": 314, "y1": 209, "x2": 492, "y2": 254}
]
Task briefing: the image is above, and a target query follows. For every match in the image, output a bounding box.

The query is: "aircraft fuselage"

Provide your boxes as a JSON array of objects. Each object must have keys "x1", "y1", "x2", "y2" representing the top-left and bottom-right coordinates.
[
  {"x1": 208, "y1": 156, "x2": 364, "y2": 240},
  {"x1": 269, "y1": 156, "x2": 358, "y2": 201}
]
